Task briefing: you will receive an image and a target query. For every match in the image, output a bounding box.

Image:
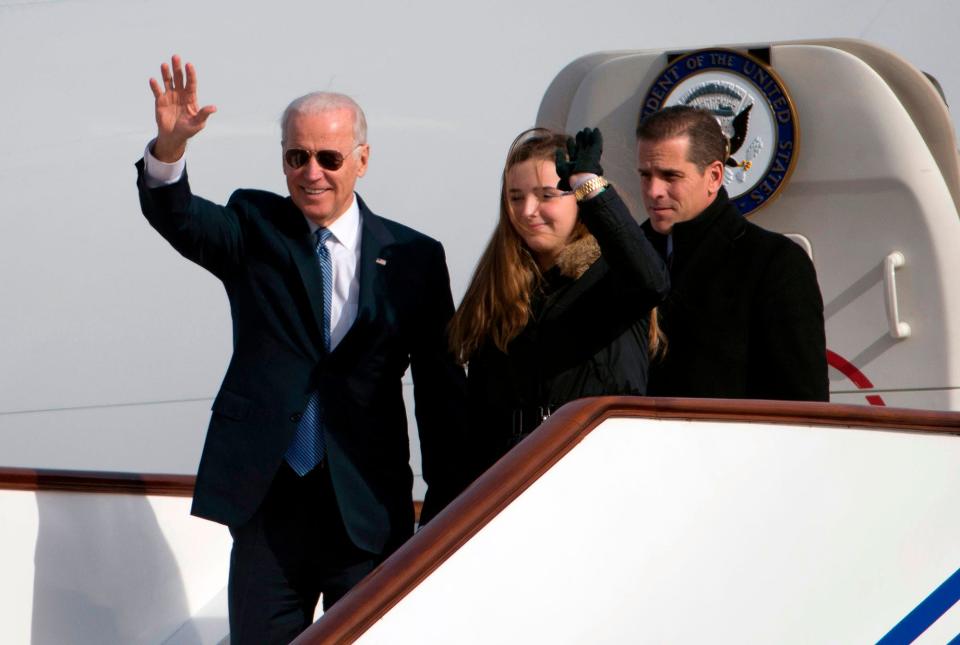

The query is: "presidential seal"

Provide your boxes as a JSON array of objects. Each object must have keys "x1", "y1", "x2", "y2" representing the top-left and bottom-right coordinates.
[{"x1": 640, "y1": 48, "x2": 798, "y2": 216}]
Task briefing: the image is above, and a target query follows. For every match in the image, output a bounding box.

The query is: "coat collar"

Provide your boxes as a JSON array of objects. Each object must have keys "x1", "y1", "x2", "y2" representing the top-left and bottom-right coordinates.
[
  {"x1": 669, "y1": 186, "x2": 735, "y2": 252},
  {"x1": 535, "y1": 234, "x2": 604, "y2": 325},
  {"x1": 641, "y1": 187, "x2": 745, "y2": 288},
  {"x1": 554, "y1": 234, "x2": 601, "y2": 280}
]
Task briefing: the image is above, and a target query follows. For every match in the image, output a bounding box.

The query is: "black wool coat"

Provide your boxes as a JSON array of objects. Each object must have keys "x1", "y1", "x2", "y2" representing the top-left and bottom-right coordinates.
[
  {"x1": 641, "y1": 187, "x2": 829, "y2": 402},
  {"x1": 467, "y1": 187, "x2": 670, "y2": 469}
]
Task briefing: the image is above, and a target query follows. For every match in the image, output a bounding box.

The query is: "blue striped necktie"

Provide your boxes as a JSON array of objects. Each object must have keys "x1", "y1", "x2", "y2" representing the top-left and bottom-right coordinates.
[{"x1": 285, "y1": 227, "x2": 332, "y2": 476}]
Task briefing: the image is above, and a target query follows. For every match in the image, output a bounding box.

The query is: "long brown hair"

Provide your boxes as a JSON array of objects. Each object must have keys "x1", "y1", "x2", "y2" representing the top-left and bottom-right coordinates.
[{"x1": 449, "y1": 127, "x2": 664, "y2": 364}]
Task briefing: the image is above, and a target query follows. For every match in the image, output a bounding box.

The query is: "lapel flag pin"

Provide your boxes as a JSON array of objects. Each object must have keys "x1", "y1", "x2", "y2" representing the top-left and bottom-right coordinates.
[{"x1": 376, "y1": 258, "x2": 387, "y2": 266}]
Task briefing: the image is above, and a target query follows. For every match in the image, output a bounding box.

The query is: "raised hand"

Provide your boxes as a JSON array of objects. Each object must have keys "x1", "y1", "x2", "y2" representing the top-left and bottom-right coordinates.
[
  {"x1": 148, "y1": 54, "x2": 217, "y2": 162},
  {"x1": 555, "y1": 127, "x2": 604, "y2": 191}
]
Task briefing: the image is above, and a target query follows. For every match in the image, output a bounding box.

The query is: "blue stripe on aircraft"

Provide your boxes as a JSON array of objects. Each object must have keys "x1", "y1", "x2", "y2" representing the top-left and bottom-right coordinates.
[{"x1": 878, "y1": 567, "x2": 960, "y2": 644}]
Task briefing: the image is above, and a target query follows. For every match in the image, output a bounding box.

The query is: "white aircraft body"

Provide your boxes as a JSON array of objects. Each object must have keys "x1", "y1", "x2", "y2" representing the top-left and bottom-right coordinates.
[{"x1": 2, "y1": 0, "x2": 958, "y2": 479}]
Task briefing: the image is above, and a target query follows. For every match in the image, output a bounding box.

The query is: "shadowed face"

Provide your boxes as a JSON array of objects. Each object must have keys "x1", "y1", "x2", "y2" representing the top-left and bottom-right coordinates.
[
  {"x1": 637, "y1": 135, "x2": 723, "y2": 234},
  {"x1": 506, "y1": 158, "x2": 578, "y2": 269},
  {"x1": 283, "y1": 108, "x2": 369, "y2": 227}
]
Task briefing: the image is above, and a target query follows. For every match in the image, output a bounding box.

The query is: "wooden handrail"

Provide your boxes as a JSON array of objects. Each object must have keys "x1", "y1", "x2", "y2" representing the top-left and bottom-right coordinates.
[
  {"x1": 0, "y1": 466, "x2": 196, "y2": 496},
  {"x1": 0, "y1": 469, "x2": 425, "y2": 517},
  {"x1": 294, "y1": 396, "x2": 960, "y2": 644}
]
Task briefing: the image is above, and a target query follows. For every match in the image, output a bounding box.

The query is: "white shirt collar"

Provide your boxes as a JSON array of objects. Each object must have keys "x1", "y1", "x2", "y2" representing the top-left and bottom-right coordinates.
[{"x1": 305, "y1": 194, "x2": 362, "y2": 252}]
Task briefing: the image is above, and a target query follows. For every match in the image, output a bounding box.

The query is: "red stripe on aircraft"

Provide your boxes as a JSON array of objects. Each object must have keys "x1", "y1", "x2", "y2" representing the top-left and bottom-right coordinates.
[{"x1": 826, "y1": 349, "x2": 886, "y2": 406}]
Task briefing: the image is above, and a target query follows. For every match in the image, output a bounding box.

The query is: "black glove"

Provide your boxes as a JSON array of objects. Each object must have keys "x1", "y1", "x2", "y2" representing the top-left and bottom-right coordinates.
[{"x1": 555, "y1": 127, "x2": 604, "y2": 191}]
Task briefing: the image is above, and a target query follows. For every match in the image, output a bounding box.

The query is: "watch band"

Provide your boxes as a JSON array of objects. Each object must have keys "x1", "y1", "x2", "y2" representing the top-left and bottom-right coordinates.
[{"x1": 574, "y1": 176, "x2": 609, "y2": 202}]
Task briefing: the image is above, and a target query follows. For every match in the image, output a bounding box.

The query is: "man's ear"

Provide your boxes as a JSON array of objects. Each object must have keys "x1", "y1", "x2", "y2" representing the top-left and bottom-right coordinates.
[
  {"x1": 706, "y1": 159, "x2": 724, "y2": 193},
  {"x1": 356, "y1": 144, "x2": 370, "y2": 178}
]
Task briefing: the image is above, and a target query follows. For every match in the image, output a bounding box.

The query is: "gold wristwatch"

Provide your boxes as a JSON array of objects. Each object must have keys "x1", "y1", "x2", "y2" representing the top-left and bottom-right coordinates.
[{"x1": 574, "y1": 176, "x2": 609, "y2": 202}]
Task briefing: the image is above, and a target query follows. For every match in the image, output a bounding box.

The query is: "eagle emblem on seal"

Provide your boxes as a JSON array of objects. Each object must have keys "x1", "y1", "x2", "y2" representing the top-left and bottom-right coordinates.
[{"x1": 640, "y1": 48, "x2": 799, "y2": 215}]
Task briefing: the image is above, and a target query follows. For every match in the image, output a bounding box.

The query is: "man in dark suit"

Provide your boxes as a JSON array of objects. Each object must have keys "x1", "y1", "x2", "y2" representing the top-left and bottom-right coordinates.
[
  {"x1": 636, "y1": 106, "x2": 829, "y2": 401},
  {"x1": 137, "y1": 55, "x2": 468, "y2": 643}
]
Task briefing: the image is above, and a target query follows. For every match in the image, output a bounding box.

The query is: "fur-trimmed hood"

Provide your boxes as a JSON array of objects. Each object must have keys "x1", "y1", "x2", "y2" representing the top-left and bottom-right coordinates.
[{"x1": 554, "y1": 234, "x2": 601, "y2": 279}]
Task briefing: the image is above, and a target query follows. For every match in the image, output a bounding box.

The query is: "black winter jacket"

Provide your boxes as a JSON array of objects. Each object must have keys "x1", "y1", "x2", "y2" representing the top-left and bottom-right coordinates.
[{"x1": 467, "y1": 187, "x2": 669, "y2": 469}]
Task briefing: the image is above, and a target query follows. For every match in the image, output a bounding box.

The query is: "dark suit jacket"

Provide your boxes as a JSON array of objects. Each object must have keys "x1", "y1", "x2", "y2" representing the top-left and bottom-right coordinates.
[
  {"x1": 641, "y1": 188, "x2": 829, "y2": 401},
  {"x1": 136, "y1": 161, "x2": 468, "y2": 554}
]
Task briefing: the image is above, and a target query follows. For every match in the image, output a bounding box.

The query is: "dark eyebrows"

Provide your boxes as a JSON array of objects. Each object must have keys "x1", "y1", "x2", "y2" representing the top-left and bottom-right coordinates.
[{"x1": 638, "y1": 165, "x2": 684, "y2": 177}]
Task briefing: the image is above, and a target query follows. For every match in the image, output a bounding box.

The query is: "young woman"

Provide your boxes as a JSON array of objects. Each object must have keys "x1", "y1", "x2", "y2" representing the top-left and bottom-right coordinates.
[{"x1": 449, "y1": 127, "x2": 670, "y2": 469}]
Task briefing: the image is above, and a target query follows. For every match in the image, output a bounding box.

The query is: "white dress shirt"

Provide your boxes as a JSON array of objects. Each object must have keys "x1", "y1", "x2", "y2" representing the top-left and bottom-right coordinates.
[
  {"x1": 143, "y1": 142, "x2": 362, "y2": 350},
  {"x1": 304, "y1": 202, "x2": 361, "y2": 350}
]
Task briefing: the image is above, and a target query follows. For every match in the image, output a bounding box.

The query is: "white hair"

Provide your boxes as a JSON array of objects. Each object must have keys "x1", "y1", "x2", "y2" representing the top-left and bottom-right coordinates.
[{"x1": 280, "y1": 92, "x2": 367, "y2": 145}]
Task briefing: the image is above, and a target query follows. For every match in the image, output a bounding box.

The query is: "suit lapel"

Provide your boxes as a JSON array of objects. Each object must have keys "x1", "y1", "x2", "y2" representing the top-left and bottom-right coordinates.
[
  {"x1": 278, "y1": 199, "x2": 328, "y2": 342},
  {"x1": 331, "y1": 197, "x2": 394, "y2": 358}
]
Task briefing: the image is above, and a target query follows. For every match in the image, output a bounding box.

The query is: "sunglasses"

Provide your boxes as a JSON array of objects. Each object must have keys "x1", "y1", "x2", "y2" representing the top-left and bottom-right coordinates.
[{"x1": 284, "y1": 144, "x2": 362, "y2": 171}]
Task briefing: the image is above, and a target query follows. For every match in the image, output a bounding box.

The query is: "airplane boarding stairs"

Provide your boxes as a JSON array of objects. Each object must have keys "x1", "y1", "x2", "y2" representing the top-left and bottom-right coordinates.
[
  {"x1": 2, "y1": 398, "x2": 959, "y2": 644},
  {"x1": 0, "y1": 470, "x2": 231, "y2": 644}
]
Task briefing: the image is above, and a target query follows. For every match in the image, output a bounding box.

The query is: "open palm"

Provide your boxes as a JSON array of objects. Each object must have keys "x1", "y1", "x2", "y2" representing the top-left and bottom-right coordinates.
[{"x1": 149, "y1": 55, "x2": 216, "y2": 161}]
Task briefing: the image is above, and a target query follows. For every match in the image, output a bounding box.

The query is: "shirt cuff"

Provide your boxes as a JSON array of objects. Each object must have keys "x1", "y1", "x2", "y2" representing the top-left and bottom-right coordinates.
[
  {"x1": 570, "y1": 173, "x2": 599, "y2": 191},
  {"x1": 143, "y1": 139, "x2": 186, "y2": 188}
]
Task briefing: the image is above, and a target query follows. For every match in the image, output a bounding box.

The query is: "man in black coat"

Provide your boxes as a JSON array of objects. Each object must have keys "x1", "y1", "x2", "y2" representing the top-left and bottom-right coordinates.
[
  {"x1": 137, "y1": 56, "x2": 468, "y2": 644},
  {"x1": 636, "y1": 106, "x2": 828, "y2": 401}
]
